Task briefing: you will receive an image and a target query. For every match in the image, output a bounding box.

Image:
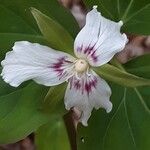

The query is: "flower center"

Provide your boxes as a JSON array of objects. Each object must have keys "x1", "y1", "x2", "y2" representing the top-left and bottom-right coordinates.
[{"x1": 74, "y1": 59, "x2": 89, "y2": 73}]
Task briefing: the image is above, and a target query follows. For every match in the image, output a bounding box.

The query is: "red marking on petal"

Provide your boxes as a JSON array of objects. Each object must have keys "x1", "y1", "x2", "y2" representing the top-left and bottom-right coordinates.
[
  {"x1": 90, "y1": 50, "x2": 98, "y2": 62},
  {"x1": 50, "y1": 57, "x2": 72, "y2": 79},
  {"x1": 79, "y1": 44, "x2": 83, "y2": 52},
  {"x1": 85, "y1": 77, "x2": 97, "y2": 95},
  {"x1": 84, "y1": 45, "x2": 95, "y2": 55},
  {"x1": 74, "y1": 80, "x2": 81, "y2": 90},
  {"x1": 69, "y1": 75, "x2": 98, "y2": 96},
  {"x1": 77, "y1": 44, "x2": 98, "y2": 63}
]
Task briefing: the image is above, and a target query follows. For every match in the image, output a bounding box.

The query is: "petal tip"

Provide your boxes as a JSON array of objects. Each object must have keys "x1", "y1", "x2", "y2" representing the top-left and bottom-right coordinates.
[
  {"x1": 118, "y1": 20, "x2": 123, "y2": 26},
  {"x1": 30, "y1": 7, "x2": 35, "y2": 12},
  {"x1": 3, "y1": 77, "x2": 22, "y2": 88},
  {"x1": 3, "y1": 76, "x2": 19, "y2": 87},
  {"x1": 81, "y1": 120, "x2": 88, "y2": 126},
  {"x1": 30, "y1": 7, "x2": 38, "y2": 15},
  {"x1": 106, "y1": 102, "x2": 113, "y2": 113},
  {"x1": 1, "y1": 61, "x2": 4, "y2": 66},
  {"x1": 10, "y1": 83, "x2": 19, "y2": 87},
  {"x1": 64, "y1": 103, "x2": 71, "y2": 111},
  {"x1": 93, "y1": 5, "x2": 98, "y2": 9}
]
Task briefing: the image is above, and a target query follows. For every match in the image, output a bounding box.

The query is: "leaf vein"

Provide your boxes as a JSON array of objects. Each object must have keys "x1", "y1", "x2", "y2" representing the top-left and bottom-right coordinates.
[
  {"x1": 124, "y1": 92, "x2": 137, "y2": 148},
  {"x1": 117, "y1": 0, "x2": 120, "y2": 18},
  {"x1": 98, "y1": 2, "x2": 114, "y2": 19},
  {"x1": 134, "y1": 88, "x2": 150, "y2": 114},
  {"x1": 124, "y1": 3, "x2": 150, "y2": 23},
  {"x1": 121, "y1": 0, "x2": 134, "y2": 21},
  {"x1": 102, "y1": 88, "x2": 126, "y2": 149}
]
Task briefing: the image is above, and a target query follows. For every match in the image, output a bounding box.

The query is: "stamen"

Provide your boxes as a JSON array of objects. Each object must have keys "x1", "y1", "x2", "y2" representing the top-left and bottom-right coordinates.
[
  {"x1": 65, "y1": 75, "x2": 71, "y2": 82},
  {"x1": 65, "y1": 72, "x2": 75, "y2": 82},
  {"x1": 86, "y1": 69, "x2": 91, "y2": 77},
  {"x1": 62, "y1": 65, "x2": 75, "y2": 81},
  {"x1": 75, "y1": 72, "x2": 81, "y2": 80}
]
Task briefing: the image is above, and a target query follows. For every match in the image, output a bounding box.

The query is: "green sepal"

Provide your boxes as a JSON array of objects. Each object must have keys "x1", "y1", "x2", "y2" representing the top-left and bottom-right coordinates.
[
  {"x1": 94, "y1": 64, "x2": 150, "y2": 87},
  {"x1": 31, "y1": 7, "x2": 74, "y2": 53}
]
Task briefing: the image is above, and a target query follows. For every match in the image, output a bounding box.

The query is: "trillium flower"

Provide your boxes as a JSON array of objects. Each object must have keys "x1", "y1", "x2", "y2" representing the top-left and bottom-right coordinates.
[{"x1": 1, "y1": 6, "x2": 128, "y2": 126}]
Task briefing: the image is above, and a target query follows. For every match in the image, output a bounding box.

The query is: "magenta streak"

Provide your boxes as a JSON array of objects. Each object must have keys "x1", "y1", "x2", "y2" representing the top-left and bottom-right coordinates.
[
  {"x1": 59, "y1": 70, "x2": 68, "y2": 80},
  {"x1": 50, "y1": 57, "x2": 72, "y2": 79},
  {"x1": 85, "y1": 77, "x2": 97, "y2": 95},
  {"x1": 77, "y1": 44, "x2": 83, "y2": 52},
  {"x1": 70, "y1": 76, "x2": 98, "y2": 96},
  {"x1": 90, "y1": 50, "x2": 98, "y2": 62},
  {"x1": 83, "y1": 45, "x2": 95, "y2": 55},
  {"x1": 77, "y1": 44, "x2": 98, "y2": 62},
  {"x1": 74, "y1": 80, "x2": 81, "y2": 90},
  {"x1": 51, "y1": 57, "x2": 65, "y2": 68},
  {"x1": 81, "y1": 78, "x2": 85, "y2": 95}
]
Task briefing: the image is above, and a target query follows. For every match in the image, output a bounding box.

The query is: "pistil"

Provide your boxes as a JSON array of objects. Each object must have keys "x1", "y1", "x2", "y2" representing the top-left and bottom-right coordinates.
[{"x1": 74, "y1": 59, "x2": 89, "y2": 73}]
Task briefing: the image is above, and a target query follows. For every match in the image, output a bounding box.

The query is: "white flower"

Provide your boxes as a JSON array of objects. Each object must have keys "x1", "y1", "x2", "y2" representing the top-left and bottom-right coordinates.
[{"x1": 1, "y1": 6, "x2": 128, "y2": 126}]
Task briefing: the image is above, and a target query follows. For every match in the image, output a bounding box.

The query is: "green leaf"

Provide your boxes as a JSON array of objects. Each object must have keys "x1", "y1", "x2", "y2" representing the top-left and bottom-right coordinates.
[
  {"x1": 124, "y1": 54, "x2": 150, "y2": 79},
  {"x1": 0, "y1": 4, "x2": 37, "y2": 34},
  {"x1": 0, "y1": 83, "x2": 49, "y2": 144},
  {"x1": 0, "y1": 0, "x2": 79, "y2": 36},
  {"x1": 0, "y1": 0, "x2": 79, "y2": 56},
  {"x1": 77, "y1": 83, "x2": 150, "y2": 150},
  {"x1": 85, "y1": 0, "x2": 150, "y2": 35},
  {"x1": 43, "y1": 83, "x2": 67, "y2": 115},
  {"x1": 31, "y1": 7, "x2": 74, "y2": 52},
  {"x1": 36, "y1": 84, "x2": 71, "y2": 150},
  {"x1": 94, "y1": 64, "x2": 150, "y2": 87},
  {"x1": 35, "y1": 116, "x2": 70, "y2": 150}
]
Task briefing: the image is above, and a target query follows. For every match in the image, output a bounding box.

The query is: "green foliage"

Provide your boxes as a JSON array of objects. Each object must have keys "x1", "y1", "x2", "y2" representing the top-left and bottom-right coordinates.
[
  {"x1": 0, "y1": 0, "x2": 79, "y2": 36},
  {"x1": 31, "y1": 8, "x2": 74, "y2": 52},
  {"x1": 35, "y1": 117, "x2": 70, "y2": 150},
  {"x1": 124, "y1": 54, "x2": 150, "y2": 78},
  {"x1": 0, "y1": 83, "x2": 49, "y2": 144},
  {"x1": 85, "y1": 0, "x2": 150, "y2": 35},
  {"x1": 43, "y1": 83, "x2": 67, "y2": 115},
  {"x1": 0, "y1": 0, "x2": 79, "y2": 57},
  {"x1": 95, "y1": 64, "x2": 150, "y2": 87}
]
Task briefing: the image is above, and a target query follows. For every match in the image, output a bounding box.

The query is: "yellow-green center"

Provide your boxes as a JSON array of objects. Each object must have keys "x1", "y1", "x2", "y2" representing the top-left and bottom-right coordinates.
[{"x1": 74, "y1": 59, "x2": 89, "y2": 73}]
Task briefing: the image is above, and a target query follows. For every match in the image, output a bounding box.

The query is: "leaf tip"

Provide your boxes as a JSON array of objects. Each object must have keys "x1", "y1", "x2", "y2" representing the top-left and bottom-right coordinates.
[{"x1": 30, "y1": 7, "x2": 38, "y2": 16}]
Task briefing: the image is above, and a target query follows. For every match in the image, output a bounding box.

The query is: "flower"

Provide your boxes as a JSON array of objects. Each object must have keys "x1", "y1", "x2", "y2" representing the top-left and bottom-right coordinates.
[{"x1": 1, "y1": 6, "x2": 128, "y2": 126}]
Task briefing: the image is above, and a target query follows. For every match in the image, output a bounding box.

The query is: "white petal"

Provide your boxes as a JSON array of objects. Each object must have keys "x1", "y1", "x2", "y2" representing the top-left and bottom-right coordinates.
[
  {"x1": 1, "y1": 41, "x2": 75, "y2": 87},
  {"x1": 74, "y1": 6, "x2": 128, "y2": 66},
  {"x1": 64, "y1": 70, "x2": 112, "y2": 126}
]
